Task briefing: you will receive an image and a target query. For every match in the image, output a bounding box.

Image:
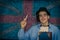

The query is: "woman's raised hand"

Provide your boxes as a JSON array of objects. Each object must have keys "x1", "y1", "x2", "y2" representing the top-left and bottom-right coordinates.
[{"x1": 20, "y1": 15, "x2": 28, "y2": 29}]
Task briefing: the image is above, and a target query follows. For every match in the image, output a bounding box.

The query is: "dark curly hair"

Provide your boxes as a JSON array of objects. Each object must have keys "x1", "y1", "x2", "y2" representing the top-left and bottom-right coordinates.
[{"x1": 36, "y1": 7, "x2": 50, "y2": 22}]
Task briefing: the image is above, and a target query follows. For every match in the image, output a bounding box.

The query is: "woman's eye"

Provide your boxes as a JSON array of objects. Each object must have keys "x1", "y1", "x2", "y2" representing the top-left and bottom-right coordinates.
[{"x1": 44, "y1": 14, "x2": 47, "y2": 16}]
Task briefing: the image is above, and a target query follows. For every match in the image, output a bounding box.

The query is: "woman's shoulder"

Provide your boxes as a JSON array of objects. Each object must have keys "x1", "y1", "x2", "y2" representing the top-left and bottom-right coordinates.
[
  {"x1": 49, "y1": 23, "x2": 59, "y2": 31},
  {"x1": 28, "y1": 23, "x2": 40, "y2": 30}
]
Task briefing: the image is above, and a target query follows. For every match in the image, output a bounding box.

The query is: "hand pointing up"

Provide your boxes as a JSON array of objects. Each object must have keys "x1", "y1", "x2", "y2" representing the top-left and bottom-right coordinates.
[{"x1": 20, "y1": 15, "x2": 28, "y2": 29}]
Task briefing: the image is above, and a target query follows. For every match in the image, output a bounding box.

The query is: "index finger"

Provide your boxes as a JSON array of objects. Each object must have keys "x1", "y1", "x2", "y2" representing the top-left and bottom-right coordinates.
[{"x1": 24, "y1": 15, "x2": 28, "y2": 21}]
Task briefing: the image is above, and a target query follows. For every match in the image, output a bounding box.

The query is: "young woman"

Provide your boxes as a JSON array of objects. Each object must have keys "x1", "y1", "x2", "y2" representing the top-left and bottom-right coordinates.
[{"x1": 18, "y1": 7, "x2": 60, "y2": 40}]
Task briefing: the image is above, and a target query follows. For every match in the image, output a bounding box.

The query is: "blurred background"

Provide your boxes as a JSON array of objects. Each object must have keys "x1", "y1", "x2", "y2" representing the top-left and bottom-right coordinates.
[{"x1": 0, "y1": 0, "x2": 60, "y2": 40}]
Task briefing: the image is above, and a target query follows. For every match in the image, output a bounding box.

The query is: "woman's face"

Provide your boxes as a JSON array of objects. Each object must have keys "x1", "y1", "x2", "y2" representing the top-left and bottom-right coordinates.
[{"x1": 39, "y1": 11, "x2": 50, "y2": 24}]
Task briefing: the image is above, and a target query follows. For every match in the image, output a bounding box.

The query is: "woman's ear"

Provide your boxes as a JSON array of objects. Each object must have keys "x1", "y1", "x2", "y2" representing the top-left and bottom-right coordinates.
[{"x1": 48, "y1": 16, "x2": 50, "y2": 19}]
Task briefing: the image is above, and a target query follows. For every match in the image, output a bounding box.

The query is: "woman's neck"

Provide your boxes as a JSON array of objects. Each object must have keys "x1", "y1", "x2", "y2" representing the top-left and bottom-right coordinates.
[{"x1": 41, "y1": 22, "x2": 49, "y2": 27}]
